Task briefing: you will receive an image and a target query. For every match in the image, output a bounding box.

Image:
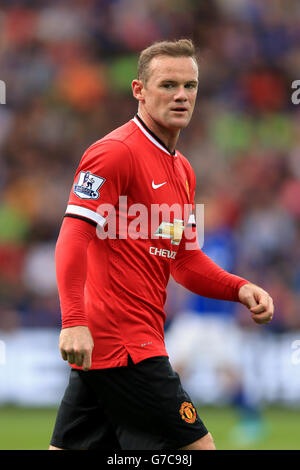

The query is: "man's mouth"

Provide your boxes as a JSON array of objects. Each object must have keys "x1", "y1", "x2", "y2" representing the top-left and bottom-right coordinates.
[{"x1": 171, "y1": 107, "x2": 188, "y2": 113}]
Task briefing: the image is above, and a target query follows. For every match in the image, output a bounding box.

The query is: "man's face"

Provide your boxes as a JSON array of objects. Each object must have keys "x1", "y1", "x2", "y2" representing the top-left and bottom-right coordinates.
[{"x1": 139, "y1": 55, "x2": 198, "y2": 131}]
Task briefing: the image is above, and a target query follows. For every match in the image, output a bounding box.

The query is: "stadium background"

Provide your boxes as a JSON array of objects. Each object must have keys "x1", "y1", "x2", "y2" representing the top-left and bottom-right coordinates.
[{"x1": 0, "y1": 0, "x2": 300, "y2": 450}]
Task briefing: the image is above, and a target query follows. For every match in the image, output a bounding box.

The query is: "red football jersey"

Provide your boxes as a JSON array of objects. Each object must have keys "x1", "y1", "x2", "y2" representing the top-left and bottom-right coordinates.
[
  {"x1": 64, "y1": 115, "x2": 199, "y2": 368},
  {"x1": 59, "y1": 115, "x2": 249, "y2": 369}
]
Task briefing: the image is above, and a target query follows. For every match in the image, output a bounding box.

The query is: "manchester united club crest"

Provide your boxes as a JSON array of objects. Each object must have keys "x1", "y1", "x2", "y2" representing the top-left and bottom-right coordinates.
[{"x1": 179, "y1": 401, "x2": 197, "y2": 424}]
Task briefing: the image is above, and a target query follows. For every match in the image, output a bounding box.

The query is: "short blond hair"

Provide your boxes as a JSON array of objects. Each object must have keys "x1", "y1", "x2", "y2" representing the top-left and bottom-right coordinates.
[{"x1": 138, "y1": 39, "x2": 197, "y2": 85}]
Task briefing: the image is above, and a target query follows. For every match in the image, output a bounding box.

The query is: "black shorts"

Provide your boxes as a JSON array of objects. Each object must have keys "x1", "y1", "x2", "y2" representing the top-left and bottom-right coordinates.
[{"x1": 50, "y1": 355, "x2": 208, "y2": 450}]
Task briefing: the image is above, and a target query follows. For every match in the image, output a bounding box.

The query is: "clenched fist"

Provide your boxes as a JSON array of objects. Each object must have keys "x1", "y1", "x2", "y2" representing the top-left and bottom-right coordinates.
[
  {"x1": 59, "y1": 325, "x2": 94, "y2": 371},
  {"x1": 238, "y1": 283, "x2": 274, "y2": 325}
]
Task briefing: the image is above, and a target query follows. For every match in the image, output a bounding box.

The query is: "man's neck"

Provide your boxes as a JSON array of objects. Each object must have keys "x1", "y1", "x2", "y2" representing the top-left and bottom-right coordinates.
[{"x1": 137, "y1": 109, "x2": 180, "y2": 155}]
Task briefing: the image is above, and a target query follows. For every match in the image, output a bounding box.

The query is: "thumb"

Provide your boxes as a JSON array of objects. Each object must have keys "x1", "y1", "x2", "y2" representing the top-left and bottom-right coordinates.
[
  {"x1": 242, "y1": 294, "x2": 258, "y2": 310},
  {"x1": 243, "y1": 292, "x2": 267, "y2": 314},
  {"x1": 239, "y1": 283, "x2": 264, "y2": 310},
  {"x1": 250, "y1": 303, "x2": 266, "y2": 314}
]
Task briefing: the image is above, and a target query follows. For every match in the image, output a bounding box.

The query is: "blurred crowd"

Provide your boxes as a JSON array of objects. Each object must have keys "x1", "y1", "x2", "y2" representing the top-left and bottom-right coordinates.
[{"x1": 0, "y1": 0, "x2": 300, "y2": 332}]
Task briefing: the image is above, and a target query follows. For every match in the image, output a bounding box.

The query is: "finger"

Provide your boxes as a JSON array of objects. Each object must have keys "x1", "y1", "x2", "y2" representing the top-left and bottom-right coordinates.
[
  {"x1": 252, "y1": 313, "x2": 270, "y2": 324},
  {"x1": 250, "y1": 303, "x2": 266, "y2": 314},
  {"x1": 60, "y1": 349, "x2": 68, "y2": 361},
  {"x1": 243, "y1": 295, "x2": 258, "y2": 310},
  {"x1": 252, "y1": 296, "x2": 274, "y2": 321},
  {"x1": 82, "y1": 350, "x2": 92, "y2": 371},
  {"x1": 74, "y1": 352, "x2": 84, "y2": 367},
  {"x1": 67, "y1": 352, "x2": 75, "y2": 364},
  {"x1": 250, "y1": 292, "x2": 273, "y2": 313},
  {"x1": 251, "y1": 308, "x2": 273, "y2": 324}
]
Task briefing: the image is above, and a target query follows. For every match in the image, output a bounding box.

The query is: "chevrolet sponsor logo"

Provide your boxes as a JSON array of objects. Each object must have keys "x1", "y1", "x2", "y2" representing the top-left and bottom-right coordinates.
[
  {"x1": 154, "y1": 219, "x2": 184, "y2": 245},
  {"x1": 149, "y1": 247, "x2": 177, "y2": 259}
]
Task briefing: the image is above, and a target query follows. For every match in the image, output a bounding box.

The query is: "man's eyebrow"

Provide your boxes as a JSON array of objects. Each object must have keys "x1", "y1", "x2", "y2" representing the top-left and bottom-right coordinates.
[
  {"x1": 159, "y1": 79, "x2": 177, "y2": 84},
  {"x1": 160, "y1": 79, "x2": 198, "y2": 85}
]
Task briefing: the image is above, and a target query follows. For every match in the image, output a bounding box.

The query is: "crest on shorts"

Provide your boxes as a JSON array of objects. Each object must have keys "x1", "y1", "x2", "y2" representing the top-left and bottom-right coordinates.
[
  {"x1": 179, "y1": 401, "x2": 196, "y2": 424},
  {"x1": 73, "y1": 171, "x2": 105, "y2": 200}
]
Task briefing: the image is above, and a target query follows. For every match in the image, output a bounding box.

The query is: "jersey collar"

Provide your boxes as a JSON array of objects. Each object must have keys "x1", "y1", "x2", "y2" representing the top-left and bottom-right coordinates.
[{"x1": 132, "y1": 114, "x2": 177, "y2": 157}]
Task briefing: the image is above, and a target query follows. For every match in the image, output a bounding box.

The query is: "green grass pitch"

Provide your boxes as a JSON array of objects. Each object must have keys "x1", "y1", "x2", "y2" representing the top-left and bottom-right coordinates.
[{"x1": 0, "y1": 405, "x2": 299, "y2": 450}]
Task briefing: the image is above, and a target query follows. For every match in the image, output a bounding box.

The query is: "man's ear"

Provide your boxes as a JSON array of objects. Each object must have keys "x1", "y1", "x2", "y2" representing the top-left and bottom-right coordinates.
[{"x1": 132, "y1": 79, "x2": 145, "y2": 102}]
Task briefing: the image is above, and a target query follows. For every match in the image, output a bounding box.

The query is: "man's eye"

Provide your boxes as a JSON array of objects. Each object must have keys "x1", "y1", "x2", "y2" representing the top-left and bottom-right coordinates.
[{"x1": 163, "y1": 83, "x2": 173, "y2": 88}]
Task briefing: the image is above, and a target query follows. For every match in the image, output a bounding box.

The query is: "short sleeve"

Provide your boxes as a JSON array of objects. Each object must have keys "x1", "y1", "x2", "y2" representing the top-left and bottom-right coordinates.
[{"x1": 65, "y1": 139, "x2": 132, "y2": 227}]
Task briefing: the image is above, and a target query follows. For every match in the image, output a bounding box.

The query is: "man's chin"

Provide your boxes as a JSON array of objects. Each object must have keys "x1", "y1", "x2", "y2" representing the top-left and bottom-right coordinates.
[{"x1": 168, "y1": 117, "x2": 190, "y2": 130}]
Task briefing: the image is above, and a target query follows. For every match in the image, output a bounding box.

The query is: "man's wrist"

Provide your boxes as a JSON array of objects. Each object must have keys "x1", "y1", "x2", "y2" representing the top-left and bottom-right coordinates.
[
  {"x1": 237, "y1": 280, "x2": 251, "y2": 301},
  {"x1": 61, "y1": 321, "x2": 89, "y2": 329}
]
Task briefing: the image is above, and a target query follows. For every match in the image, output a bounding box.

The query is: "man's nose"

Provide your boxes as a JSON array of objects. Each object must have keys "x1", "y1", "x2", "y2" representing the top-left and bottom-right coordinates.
[{"x1": 174, "y1": 86, "x2": 188, "y2": 101}]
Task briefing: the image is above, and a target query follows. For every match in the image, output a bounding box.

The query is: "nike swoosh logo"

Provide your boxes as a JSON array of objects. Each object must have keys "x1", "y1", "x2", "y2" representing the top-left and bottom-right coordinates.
[{"x1": 152, "y1": 181, "x2": 167, "y2": 189}]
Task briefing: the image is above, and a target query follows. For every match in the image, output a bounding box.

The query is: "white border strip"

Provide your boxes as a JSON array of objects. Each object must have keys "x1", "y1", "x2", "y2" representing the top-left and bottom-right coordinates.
[
  {"x1": 132, "y1": 117, "x2": 176, "y2": 156},
  {"x1": 188, "y1": 214, "x2": 196, "y2": 224},
  {"x1": 66, "y1": 204, "x2": 106, "y2": 227}
]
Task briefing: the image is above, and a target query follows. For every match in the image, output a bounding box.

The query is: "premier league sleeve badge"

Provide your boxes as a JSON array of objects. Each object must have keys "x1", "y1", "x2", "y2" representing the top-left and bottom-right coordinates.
[{"x1": 73, "y1": 171, "x2": 106, "y2": 200}]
